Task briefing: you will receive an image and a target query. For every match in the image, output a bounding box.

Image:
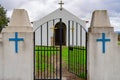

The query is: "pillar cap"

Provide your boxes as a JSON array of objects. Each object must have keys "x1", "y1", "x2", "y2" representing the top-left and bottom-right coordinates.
[
  {"x1": 90, "y1": 10, "x2": 111, "y2": 27},
  {"x1": 2, "y1": 9, "x2": 33, "y2": 32}
]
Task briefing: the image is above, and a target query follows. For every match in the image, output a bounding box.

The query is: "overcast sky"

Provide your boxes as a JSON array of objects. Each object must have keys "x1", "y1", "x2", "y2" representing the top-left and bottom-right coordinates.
[{"x1": 0, "y1": 0, "x2": 120, "y2": 31}]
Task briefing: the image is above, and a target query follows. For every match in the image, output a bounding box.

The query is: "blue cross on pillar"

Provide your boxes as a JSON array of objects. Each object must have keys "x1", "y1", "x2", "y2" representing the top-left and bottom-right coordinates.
[
  {"x1": 9, "y1": 32, "x2": 24, "y2": 53},
  {"x1": 96, "y1": 33, "x2": 111, "y2": 53}
]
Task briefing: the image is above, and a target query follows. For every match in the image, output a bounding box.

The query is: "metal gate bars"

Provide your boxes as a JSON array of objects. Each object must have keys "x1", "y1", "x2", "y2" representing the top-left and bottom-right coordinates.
[
  {"x1": 68, "y1": 20, "x2": 87, "y2": 79},
  {"x1": 33, "y1": 19, "x2": 87, "y2": 80},
  {"x1": 34, "y1": 18, "x2": 62, "y2": 80}
]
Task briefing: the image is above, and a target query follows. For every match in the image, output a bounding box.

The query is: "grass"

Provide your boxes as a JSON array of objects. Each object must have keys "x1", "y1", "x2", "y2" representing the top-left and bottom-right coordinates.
[
  {"x1": 35, "y1": 46, "x2": 69, "y2": 71},
  {"x1": 35, "y1": 46, "x2": 87, "y2": 78},
  {"x1": 35, "y1": 46, "x2": 58, "y2": 72},
  {"x1": 68, "y1": 46, "x2": 87, "y2": 78},
  {"x1": 62, "y1": 47, "x2": 68, "y2": 64}
]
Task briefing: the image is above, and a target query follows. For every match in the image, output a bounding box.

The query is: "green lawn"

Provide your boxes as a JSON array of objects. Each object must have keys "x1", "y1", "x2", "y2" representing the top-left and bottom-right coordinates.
[
  {"x1": 35, "y1": 46, "x2": 68, "y2": 71},
  {"x1": 68, "y1": 46, "x2": 87, "y2": 78},
  {"x1": 35, "y1": 46, "x2": 87, "y2": 78},
  {"x1": 35, "y1": 46, "x2": 58, "y2": 72},
  {"x1": 62, "y1": 47, "x2": 68, "y2": 64}
]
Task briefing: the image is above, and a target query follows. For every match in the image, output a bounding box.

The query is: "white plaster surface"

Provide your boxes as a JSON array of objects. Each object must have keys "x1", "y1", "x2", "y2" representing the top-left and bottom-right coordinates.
[
  {"x1": 2, "y1": 9, "x2": 33, "y2": 32},
  {"x1": 88, "y1": 33, "x2": 120, "y2": 80},
  {"x1": 1, "y1": 9, "x2": 33, "y2": 80},
  {"x1": 90, "y1": 10, "x2": 111, "y2": 27},
  {"x1": 3, "y1": 32, "x2": 33, "y2": 80},
  {"x1": 9, "y1": 9, "x2": 31, "y2": 27},
  {"x1": 88, "y1": 10, "x2": 120, "y2": 80},
  {"x1": 0, "y1": 34, "x2": 3, "y2": 79}
]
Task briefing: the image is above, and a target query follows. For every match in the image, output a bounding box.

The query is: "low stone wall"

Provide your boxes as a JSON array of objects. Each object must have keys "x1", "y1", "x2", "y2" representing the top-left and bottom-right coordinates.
[{"x1": 0, "y1": 34, "x2": 3, "y2": 79}]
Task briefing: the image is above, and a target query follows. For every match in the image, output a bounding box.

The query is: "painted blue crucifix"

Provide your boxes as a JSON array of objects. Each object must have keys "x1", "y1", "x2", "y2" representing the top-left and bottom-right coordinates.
[
  {"x1": 96, "y1": 33, "x2": 111, "y2": 53},
  {"x1": 9, "y1": 32, "x2": 24, "y2": 53}
]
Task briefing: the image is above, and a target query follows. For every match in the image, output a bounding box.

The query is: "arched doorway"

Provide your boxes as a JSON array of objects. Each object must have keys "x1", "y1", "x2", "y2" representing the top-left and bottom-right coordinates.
[{"x1": 54, "y1": 22, "x2": 66, "y2": 46}]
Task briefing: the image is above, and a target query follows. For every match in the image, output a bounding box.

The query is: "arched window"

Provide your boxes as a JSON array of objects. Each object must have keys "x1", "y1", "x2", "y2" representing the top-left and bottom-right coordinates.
[{"x1": 54, "y1": 22, "x2": 66, "y2": 46}]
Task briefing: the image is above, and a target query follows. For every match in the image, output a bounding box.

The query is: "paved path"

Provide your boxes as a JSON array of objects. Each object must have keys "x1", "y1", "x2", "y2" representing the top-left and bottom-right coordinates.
[{"x1": 62, "y1": 77, "x2": 67, "y2": 80}]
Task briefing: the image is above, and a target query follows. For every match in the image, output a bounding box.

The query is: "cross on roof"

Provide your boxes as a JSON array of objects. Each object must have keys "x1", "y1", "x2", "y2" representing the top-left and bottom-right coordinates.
[{"x1": 58, "y1": 0, "x2": 64, "y2": 10}]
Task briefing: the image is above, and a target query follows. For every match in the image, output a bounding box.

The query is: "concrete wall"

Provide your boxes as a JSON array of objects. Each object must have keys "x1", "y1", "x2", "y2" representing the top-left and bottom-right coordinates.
[
  {"x1": 0, "y1": 34, "x2": 3, "y2": 79},
  {"x1": 88, "y1": 10, "x2": 120, "y2": 80},
  {"x1": 0, "y1": 9, "x2": 33, "y2": 80},
  {"x1": 2, "y1": 32, "x2": 33, "y2": 80},
  {"x1": 88, "y1": 32, "x2": 120, "y2": 80}
]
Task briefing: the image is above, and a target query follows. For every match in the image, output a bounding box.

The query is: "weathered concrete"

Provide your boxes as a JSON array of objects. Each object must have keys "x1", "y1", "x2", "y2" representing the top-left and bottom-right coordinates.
[
  {"x1": 88, "y1": 10, "x2": 113, "y2": 33},
  {"x1": 9, "y1": 9, "x2": 31, "y2": 27},
  {"x1": 90, "y1": 10, "x2": 111, "y2": 27},
  {"x1": 1, "y1": 9, "x2": 33, "y2": 80},
  {"x1": 88, "y1": 10, "x2": 120, "y2": 80},
  {"x1": 2, "y1": 9, "x2": 33, "y2": 32},
  {"x1": 0, "y1": 34, "x2": 3, "y2": 79}
]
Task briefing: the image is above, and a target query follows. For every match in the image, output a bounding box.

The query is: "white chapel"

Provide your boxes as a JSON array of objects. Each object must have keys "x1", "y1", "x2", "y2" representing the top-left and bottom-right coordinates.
[{"x1": 33, "y1": 1, "x2": 87, "y2": 46}]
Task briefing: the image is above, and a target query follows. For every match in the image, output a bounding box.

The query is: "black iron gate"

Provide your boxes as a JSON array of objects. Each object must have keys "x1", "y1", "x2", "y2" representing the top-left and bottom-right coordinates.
[
  {"x1": 34, "y1": 18, "x2": 62, "y2": 80},
  {"x1": 68, "y1": 20, "x2": 87, "y2": 79}
]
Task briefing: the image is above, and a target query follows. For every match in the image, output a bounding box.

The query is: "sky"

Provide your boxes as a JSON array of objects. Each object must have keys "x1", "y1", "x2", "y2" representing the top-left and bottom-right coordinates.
[{"x1": 0, "y1": 0, "x2": 120, "y2": 31}]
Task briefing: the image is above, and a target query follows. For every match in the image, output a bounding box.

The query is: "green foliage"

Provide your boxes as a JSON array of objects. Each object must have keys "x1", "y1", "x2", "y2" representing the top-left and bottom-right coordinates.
[{"x1": 0, "y1": 5, "x2": 9, "y2": 33}]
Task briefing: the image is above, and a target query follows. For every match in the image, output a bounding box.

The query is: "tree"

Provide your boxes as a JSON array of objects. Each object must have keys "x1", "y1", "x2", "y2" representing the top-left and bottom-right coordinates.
[{"x1": 0, "y1": 4, "x2": 9, "y2": 33}]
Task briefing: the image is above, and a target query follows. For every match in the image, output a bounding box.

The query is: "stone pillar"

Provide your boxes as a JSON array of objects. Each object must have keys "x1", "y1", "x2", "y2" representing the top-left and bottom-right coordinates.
[
  {"x1": 88, "y1": 10, "x2": 120, "y2": 80},
  {"x1": 2, "y1": 9, "x2": 33, "y2": 80}
]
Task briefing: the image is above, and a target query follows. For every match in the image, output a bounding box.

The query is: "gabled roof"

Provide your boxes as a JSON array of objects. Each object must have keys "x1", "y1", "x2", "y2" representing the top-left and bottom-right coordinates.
[{"x1": 33, "y1": 8, "x2": 86, "y2": 30}]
